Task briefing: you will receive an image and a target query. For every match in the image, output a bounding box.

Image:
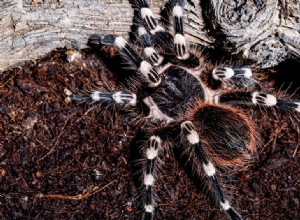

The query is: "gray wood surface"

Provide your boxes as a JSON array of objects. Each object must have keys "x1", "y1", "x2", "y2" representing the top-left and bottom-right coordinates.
[{"x1": 0, "y1": 0, "x2": 299, "y2": 72}]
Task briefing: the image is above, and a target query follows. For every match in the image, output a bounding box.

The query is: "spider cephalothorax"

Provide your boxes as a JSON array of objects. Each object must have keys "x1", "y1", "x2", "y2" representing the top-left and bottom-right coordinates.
[{"x1": 66, "y1": 0, "x2": 300, "y2": 219}]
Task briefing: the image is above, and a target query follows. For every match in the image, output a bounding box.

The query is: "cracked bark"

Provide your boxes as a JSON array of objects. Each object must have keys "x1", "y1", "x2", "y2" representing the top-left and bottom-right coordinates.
[{"x1": 0, "y1": 0, "x2": 299, "y2": 72}]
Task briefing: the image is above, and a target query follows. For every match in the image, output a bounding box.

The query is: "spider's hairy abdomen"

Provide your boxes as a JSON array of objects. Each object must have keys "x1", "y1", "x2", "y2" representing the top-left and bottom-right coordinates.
[{"x1": 187, "y1": 103, "x2": 256, "y2": 167}]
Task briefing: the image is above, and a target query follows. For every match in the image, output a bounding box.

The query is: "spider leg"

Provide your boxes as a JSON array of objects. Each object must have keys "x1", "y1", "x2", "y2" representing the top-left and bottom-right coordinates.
[
  {"x1": 172, "y1": 0, "x2": 190, "y2": 60},
  {"x1": 180, "y1": 121, "x2": 244, "y2": 220},
  {"x1": 130, "y1": 1, "x2": 170, "y2": 68},
  {"x1": 132, "y1": 0, "x2": 165, "y2": 35},
  {"x1": 203, "y1": 67, "x2": 256, "y2": 91},
  {"x1": 218, "y1": 91, "x2": 300, "y2": 113},
  {"x1": 212, "y1": 67, "x2": 252, "y2": 80},
  {"x1": 135, "y1": 25, "x2": 165, "y2": 66},
  {"x1": 132, "y1": 1, "x2": 187, "y2": 57},
  {"x1": 131, "y1": 0, "x2": 203, "y2": 71},
  {"x1": 101, "y1": 35, "x2": 161, "y2": 88},
  {"x1": 65, "y1": 89, "x2": 138, "y2": 107},
  {"x1": 140, "y1": 135, "x2": 163, "y2": 220}
]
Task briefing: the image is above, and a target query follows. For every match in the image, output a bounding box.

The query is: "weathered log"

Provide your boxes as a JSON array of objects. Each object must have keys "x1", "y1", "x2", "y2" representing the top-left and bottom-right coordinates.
[{"x1": 0, "y1": 0, "x2": 299, "y2": 72}]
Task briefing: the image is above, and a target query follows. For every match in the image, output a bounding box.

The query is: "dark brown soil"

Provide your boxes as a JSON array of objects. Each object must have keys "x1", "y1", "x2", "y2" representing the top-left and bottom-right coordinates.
[{"x1": 0, "y1": 48, "x2": 299, "y2": 220}]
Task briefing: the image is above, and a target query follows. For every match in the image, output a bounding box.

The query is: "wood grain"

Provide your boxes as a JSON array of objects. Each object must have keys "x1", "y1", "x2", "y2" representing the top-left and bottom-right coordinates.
[{"x1": 0, "y1": 0, "x2": 299, "y2": 71}]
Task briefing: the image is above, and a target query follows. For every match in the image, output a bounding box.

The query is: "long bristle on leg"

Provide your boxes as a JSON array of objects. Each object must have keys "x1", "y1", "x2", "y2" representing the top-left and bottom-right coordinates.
[{"x1": 180, "y1": 121, "x2": 244, "y2": 220}]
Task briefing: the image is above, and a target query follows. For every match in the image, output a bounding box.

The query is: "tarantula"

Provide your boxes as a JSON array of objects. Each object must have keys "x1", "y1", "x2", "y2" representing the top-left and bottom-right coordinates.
[{"x1": 66, "y1": 0, "x2": 300, "y2": 219}]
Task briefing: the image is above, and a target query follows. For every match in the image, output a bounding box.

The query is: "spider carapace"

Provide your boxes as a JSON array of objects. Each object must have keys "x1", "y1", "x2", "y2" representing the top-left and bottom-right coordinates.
[{"x1": 66, "y1": 0, "x2": 300, "y2": 219}]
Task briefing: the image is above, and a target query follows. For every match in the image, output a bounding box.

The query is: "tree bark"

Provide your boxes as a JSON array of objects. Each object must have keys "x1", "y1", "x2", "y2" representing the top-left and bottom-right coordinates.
[{"x1": 0, "y1": 0, "x2": 299, "y2": 72}]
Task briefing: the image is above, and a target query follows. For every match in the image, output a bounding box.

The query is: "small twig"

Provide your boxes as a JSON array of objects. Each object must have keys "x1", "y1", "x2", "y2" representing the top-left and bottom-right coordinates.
[
  {"x1": 264, "y1": 125, "x2": 283, "y2": 147},
  {"x1": 293, "y1": 145, "x2": 299, "y2": 157},
  {"x1": 35, "y1": 180, "x2": 116, "y2": 200},
  {"x1": 293, "y1": 127, "x2": 300, "y2": 157},
  {"x1": 37, "y1": 117, "x2": 69, "y2": 162},
  {"x1": 36, "y1": 139, "x2": 50, "y2": 151},
  {"x1": 75, "y1": 106, "x2": 96, "y2": 123},
  {"x1": 0, "y1": 69, "x2": 21, "y2": 88}
]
